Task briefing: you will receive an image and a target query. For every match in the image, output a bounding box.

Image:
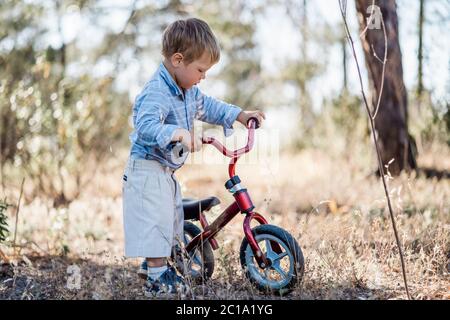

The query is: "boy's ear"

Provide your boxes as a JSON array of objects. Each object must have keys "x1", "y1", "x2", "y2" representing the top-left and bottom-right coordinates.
[{"x1": 171, "y1": 53, "x2": 184, "y2": 68}]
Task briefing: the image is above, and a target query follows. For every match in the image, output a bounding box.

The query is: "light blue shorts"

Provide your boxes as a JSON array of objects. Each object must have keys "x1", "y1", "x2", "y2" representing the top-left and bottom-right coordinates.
[{"x1": 122, "y1": 158, "x2": 184, "y2": 258}]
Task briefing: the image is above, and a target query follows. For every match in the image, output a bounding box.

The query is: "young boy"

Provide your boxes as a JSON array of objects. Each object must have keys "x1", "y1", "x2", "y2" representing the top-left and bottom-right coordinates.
[{"x1": 122, "y1": 18, "x2": 265, "y2": 297}]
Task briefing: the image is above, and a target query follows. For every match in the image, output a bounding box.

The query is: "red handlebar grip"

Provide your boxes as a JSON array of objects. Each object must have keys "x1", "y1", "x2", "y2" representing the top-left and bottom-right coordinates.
[{"x1": 247, "y1": 117, "x2": 260, "y2": 129}]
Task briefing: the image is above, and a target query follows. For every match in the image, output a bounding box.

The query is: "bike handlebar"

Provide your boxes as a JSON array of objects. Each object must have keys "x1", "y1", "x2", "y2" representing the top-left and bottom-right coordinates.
[
  {"x1": 202, "y1": 117, "x2": 258, "y2": 158},
  {"x1": 169, "y1": 118, "x2": 259, "y2": 177}
]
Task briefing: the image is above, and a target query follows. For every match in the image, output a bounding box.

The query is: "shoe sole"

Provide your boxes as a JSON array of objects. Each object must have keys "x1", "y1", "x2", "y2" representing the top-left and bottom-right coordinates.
[
  {"x1": 143, "y1": 285, "x2": 178, "y2": 298},
  {"x1": 144, "y1": 290, "x2": 176, "y2": 298}
]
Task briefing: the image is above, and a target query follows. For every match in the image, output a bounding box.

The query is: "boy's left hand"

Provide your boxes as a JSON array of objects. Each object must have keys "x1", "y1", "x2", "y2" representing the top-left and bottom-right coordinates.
[{"x1": 236, "y1": 110, "x2": 266, "y2": 128}]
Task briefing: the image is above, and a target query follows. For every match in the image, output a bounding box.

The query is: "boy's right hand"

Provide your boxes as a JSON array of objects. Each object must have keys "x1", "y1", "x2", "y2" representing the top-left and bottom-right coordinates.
[{"x1": 172, "y1": 128, "x2": 202, "y2": 152}]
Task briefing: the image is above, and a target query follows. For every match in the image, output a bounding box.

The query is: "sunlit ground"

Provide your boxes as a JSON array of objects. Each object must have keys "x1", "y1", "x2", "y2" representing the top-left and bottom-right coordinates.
[{"x1": 1, "y1": 140, "x2": 448, "y2": 300}]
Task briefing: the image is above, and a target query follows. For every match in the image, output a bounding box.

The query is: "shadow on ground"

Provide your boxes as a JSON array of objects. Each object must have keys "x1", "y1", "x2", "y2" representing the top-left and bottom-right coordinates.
[{"x1": 0, "y1": 255, "x2": 396, "y2": 300}]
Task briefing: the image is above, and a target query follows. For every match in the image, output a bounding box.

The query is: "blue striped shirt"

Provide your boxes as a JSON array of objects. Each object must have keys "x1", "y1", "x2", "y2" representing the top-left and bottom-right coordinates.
[{"x1": 129, "y1": 62, "x2": 242, "y2": 169}]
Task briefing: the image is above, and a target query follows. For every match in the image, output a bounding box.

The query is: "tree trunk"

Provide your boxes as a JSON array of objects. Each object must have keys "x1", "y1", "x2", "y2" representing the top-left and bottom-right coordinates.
[{"x1": 355, "y1": 0, "x2": 416, "y2": 175}]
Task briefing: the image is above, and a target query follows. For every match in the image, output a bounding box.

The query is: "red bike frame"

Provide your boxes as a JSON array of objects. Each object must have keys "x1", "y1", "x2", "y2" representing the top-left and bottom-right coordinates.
[{"x1": 185, "y1": 118, "x2": 281, "y2": 269}]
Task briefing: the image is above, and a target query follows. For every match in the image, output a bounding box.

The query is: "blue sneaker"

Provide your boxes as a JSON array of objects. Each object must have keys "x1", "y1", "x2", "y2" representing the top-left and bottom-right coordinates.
[
  {"x1": 144, "y1": 266, "x2": 187, "y2": 297},
  {"x1": 138, "y1": 245, "x2": 183, "y2": 279},
  {"x1": 138, "y1": 260, "x2": 148, "y2": 279}
]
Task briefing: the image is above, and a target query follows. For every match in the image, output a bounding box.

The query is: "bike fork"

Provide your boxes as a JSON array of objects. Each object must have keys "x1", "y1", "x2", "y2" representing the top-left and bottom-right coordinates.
[{"x1": 243, "y1": 212, "x2": 283, "y2": 269}]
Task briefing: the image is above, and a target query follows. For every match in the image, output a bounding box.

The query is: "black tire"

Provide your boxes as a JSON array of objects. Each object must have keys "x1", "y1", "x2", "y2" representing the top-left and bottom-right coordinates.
[
  {"x1": 172, "y1": 221, "x2": 215, "y2": 282},
  {"x1": 239, "y1": 224, "x2": 304, "y2": 295}
]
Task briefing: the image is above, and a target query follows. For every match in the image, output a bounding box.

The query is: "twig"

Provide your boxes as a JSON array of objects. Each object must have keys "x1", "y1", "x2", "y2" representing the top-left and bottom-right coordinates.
[
  {"x1": 0, "y1": 248, "x2": 9, "y2": 263},
  {"x1": 11, "y1": 240, "x2": 50, "y2": 255},
  {"x1": 12, "y1": 178, "x2": 25, "y2": 253},
  {"x1": 354, "y1": 0, "x2": 387, "y2": 120},
  {"x1": 338, "y1": 0, "x2": 411, "y2": 300},
  {"x1": 358, "y1": 0, "x2": 375, "y2": 38},
  {"x1": 370, "y1": 13, "x2": 387, "y2": 120}
]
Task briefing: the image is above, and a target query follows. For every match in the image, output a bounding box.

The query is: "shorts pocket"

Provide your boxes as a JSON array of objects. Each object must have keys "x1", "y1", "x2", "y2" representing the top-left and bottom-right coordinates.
[{"x1": 122, "y1": 167, "x2": 130, "y2": 192}]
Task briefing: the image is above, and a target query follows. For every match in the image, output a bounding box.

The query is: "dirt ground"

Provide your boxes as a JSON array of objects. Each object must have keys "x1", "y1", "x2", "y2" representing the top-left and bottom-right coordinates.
[{"x1": 1, "y1": 147, "x2": 449, "y2": 300}]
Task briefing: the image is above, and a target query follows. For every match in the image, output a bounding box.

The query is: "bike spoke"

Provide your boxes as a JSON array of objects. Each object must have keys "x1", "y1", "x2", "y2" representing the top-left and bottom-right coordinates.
[
  {"x1": 192, "y1": 257, "x2": 201, "y2": 267},
  {"x1": 271, "y1": 264, "x2": 287, "y2": 280},
  {"x1": 276, "y1": 251, "x2": 288, "y2": 260},
  {"x1": 263, "y1": 268, "x2": 270, "y2": 280},
  {"x1": 190, "y1": 250, "x2": 202, "y2": 267},
  {"x1": 264, "y1": 239, "x2": 275, "y2": 257}
]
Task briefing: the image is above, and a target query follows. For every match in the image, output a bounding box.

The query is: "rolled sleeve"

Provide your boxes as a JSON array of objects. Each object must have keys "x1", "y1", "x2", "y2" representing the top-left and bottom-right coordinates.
[
  {"x1": 194, "y1": 87, "x2": 242, "y2": 137},
  {"x1": 135, "y1": 93, "x2": 180, "y2": 149},
  {"x1": 155, "y1": 124, "x2": 179, "y2": 149}
]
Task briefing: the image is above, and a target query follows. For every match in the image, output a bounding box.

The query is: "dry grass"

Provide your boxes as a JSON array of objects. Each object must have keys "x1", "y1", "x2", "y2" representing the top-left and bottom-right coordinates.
[{"x1": 0, "y1": 142, "x2": 449, "y2": 300}]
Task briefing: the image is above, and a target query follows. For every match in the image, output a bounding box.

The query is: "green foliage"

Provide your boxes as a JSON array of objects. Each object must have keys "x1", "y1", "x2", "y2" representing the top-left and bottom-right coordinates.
[
  {"x1": 292, "y1": 91, "x2": 368, "y2": 154},
  {"x1": 1, "y1": 1, "x2": 262, "y2": 206},
  {"x1": 444, "y1": 105, "x2": 450, "y2": 146},
  {"x1": 407, "y1": 91, "x2": 450, "y2": 148},
  {"x1": 430, "y1": 100, "x2": 450, "y2": 147},
  {"x1": 189, "y1": 1, "x2": 263, "y2": 108},
  {"x1": 2, "y1": 0, "x2": 445, "y2": 204},
  {"x1": 0, "y1": 200, "x2": 9, "y2": 243},
  {"x1": 330, "y1": 91, "x2": 365, "y2": 134},
  {"x1": 0, "y1": 1, "x2": 130, "y2": 204},
  {"x1": 1, "y1": 55, "x2": 130, "y2": 203}
]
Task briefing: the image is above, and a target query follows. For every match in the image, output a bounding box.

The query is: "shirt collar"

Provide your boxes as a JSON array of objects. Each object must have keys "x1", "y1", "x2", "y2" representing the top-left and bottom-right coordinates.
[{"x1": 159, "y1": 62, "x2": 183, "y2": 98}]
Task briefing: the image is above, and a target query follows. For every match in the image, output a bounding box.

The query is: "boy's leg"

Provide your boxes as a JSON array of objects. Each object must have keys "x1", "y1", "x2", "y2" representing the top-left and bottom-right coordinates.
[
  {"x1": 146, "y1": 257, "x2": 166, "y2": 267},
  {"x1": 145, "y1": 255, "x2": 187, "y2": 297},
  {"x1": 138, "y1": 257, "x2": 170, "y2": 279},
  {"x1": 146, "y1": 257, "x2": 168, "y2": 280},
  {"x1": 135, "y1": 168, "x2": 184, "y2": 280},
  {"x1": 124, "y1": 163, "x2": 175, "y2": 258},
  {"x1": 123, "y1": 160, "x2": 176, "y2": 265},
  {"x1": 123, "y1": 159, "x2": 186, "y2": 295}
]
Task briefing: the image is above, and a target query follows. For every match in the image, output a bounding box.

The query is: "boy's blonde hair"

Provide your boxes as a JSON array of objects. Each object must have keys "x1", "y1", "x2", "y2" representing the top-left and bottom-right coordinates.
[{"x1": 162, "y1": 18, "x2": 220, "y2": 64}]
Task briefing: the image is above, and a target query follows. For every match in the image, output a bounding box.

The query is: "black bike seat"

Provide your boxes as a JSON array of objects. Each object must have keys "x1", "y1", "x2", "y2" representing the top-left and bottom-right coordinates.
[{"x1": 182, "y1": 197, "x2": 220, "y2": 220}]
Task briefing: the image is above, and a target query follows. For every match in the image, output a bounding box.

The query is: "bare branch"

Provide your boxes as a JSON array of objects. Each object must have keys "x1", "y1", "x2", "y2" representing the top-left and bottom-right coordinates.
[
  {"x1": 338, "y1": 0, "x2": 411, "y2": 300},
  {"x1": 370, "y1": 12, "x2": 387, "y2": 120},
  {"x1": 359, "y1": 0, "x2": 376, "y2": 38},
  {"x1": 12, "y1": 178, "x2": 25, "y2": 254}
]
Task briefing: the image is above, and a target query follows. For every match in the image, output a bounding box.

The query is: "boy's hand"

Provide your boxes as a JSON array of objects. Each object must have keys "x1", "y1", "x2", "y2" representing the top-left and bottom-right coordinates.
[
  {"x1": 172, "y1": 128, "x2": 202, "y2": 152},
  {"x1": 236, "y1": 110, "x2": 266, "y2": 128}
]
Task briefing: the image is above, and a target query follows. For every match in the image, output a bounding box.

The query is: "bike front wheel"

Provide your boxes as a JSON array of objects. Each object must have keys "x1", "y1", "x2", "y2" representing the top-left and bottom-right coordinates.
[{"x1": 239, "y1": 224, "x2": 304, "y2": 295}]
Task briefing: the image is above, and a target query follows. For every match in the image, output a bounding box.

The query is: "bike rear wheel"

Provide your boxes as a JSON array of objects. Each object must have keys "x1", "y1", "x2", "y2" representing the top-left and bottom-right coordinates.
[
  {"x1": 171, "y1": 221, "x2": 215, "y2": 283},
  {"x1": 239, "y1": 224, "x2": 304, "y2": 295}
]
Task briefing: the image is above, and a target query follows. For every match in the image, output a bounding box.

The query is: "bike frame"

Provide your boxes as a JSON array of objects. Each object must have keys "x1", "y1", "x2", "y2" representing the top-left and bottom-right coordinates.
[{"x1": 185, "y1": 118, "x2": 281, "y2": 268}]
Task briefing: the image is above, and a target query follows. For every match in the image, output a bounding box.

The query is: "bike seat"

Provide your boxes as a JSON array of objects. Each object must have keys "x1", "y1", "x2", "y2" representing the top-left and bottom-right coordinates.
[{"x1": 182, "y1": 197, "x2": 220, "y2": 220}]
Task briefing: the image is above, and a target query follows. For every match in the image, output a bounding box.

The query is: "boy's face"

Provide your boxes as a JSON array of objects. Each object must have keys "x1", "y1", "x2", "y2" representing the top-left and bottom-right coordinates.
[{"x1": 172, "y1": 51, "x2": 215, "y2": 90}]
